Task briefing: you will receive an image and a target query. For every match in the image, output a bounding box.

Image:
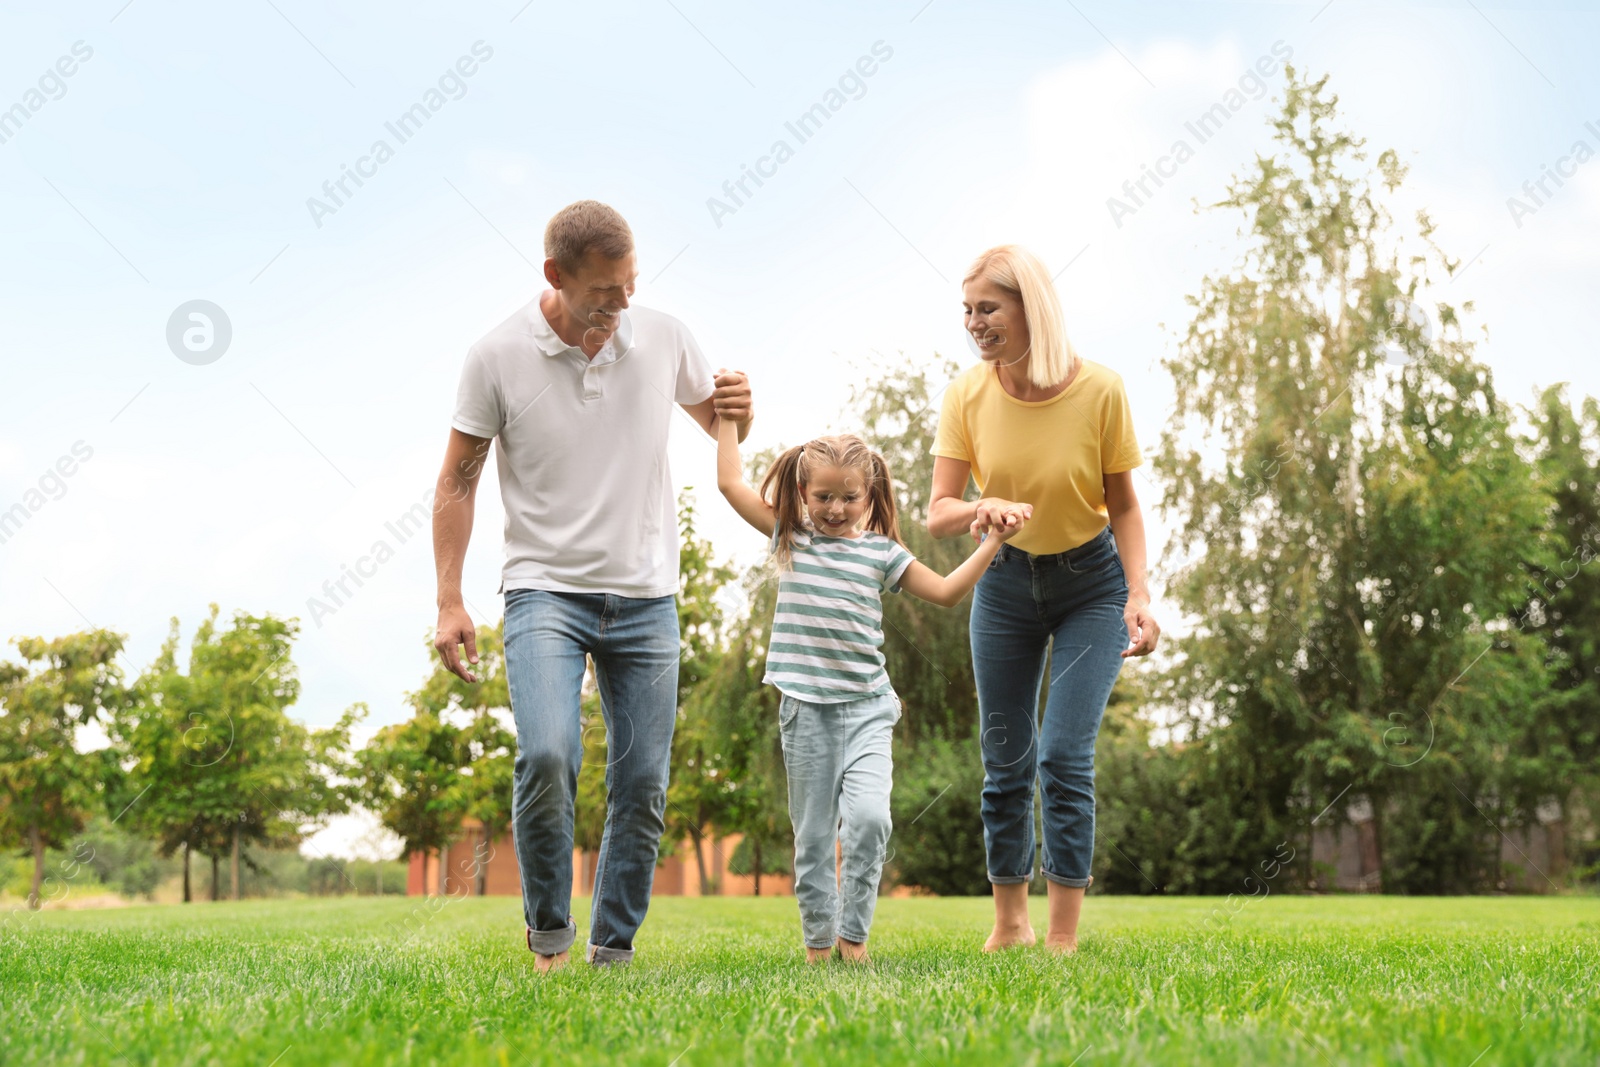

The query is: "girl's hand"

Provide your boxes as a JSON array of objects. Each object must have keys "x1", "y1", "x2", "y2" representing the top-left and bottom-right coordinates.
[
  {"x1": 1121, "y1": 595, "x2": 1160, "y2": 658},
  {"x1": 973, "y1": 514, "x2": 1026, "y2": 542}
]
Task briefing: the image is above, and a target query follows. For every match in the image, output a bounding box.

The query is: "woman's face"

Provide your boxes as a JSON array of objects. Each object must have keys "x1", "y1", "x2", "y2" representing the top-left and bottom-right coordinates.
[{"x1": 962, "y1": 276, "x2": 1030, "y2": 368}]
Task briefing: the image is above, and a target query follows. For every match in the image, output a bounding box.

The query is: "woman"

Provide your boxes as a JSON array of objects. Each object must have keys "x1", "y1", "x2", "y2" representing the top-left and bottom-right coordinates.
[{"x1": 927, "y1": 244, "x2": 1160, "y2": 953}]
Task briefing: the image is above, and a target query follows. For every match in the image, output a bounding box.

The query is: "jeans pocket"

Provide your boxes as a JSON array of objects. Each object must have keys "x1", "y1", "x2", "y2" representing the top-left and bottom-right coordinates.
[
  {"x1": 1065, "y1": 534, "x2": 1115, "y2": 575},
  {"x1": 890, "y1": 692, "x2": 903, "y2": 724},
  {"x1": 778, "y1": 694, "x2": 803, "y2": 730}
]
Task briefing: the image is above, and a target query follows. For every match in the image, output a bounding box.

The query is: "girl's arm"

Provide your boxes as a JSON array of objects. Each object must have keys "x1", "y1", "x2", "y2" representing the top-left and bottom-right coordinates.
[
  {"x1": 717, "y1": 414, "x2": 776, "y2": 538},
  {"x1": 896, "y1": 522, "x2": 1010, "y2": 608}
]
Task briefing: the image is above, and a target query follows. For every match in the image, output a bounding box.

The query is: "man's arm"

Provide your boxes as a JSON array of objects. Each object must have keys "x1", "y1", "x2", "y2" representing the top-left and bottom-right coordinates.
[
  {"x1": 681, "y1": 368, "x2": 753, "y2": 441},
  {"x1": 433, "y1": 428, "x2": 492, "y2": 682}
]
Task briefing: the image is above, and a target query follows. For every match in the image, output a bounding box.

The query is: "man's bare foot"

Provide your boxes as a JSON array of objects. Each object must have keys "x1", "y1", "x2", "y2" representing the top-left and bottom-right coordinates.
[
  {"x1": 1043, "y1": 933, "x2": 1078, "y2": 955},
  {"x1": 835, "y1": 938, "x2": 870, "y2": 963},
  {"x1": 983, "y1": 922, "x2": 1036, "y2": 951},
  {"x1": 805, "y1": 946, "x2": 831, "y2": 964},
  {"x1": 532, "y1": 950, "x2": 569, "y2": 973}
]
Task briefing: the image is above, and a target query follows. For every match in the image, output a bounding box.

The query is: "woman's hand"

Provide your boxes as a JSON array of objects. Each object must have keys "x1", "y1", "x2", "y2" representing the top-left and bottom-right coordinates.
[{"x1": 1121, "y1": 593, "x2": 1160, "y2": 658}]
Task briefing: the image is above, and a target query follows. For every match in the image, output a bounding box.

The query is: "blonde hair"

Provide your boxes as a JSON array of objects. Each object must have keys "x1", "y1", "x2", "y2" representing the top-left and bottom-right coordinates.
[
  {"x1": 963, "y1": 244, "x2": 1080, "y2": 389},
  {"x1": 544, "y1": 200, "x2": 633, "y2": 273},
  {"x1": 758, "y1": 434, "x2": 903, "y2": 571}
]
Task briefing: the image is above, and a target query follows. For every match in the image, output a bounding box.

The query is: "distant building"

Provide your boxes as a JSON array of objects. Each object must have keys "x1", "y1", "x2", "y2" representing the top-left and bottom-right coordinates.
[{"x1": 406, "y1": 817, "x2": 795, "y2": 898}]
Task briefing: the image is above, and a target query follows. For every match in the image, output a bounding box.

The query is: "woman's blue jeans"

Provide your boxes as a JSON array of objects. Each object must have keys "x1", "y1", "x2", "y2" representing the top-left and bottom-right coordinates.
[
  {"x1": 502, "y1": 588, "x2": 679, "y2": 964},
  {"x1": 969, "y1": 524, "x2": 1129, "y2": 888}
]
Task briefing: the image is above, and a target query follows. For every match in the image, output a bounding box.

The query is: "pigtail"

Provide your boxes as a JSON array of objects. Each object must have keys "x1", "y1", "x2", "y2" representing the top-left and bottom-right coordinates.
[
  {"x1": 759, "y1": 444, "x2": 810, "y2": 571},
  {"x1": 865, "y1": 451, "x2": 904, "y2": 547}
]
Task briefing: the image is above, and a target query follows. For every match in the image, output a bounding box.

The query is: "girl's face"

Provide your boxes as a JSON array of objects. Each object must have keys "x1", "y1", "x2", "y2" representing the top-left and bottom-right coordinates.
[
  {"x1": 962, "y1": 276, "x2": 1031, "y2": 367},
  {"x1": 803, "y1": 464, "x2": 869, "y2": 537}
]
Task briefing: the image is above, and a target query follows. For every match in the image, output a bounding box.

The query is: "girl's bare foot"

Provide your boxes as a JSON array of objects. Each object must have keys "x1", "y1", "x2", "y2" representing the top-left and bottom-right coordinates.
[
  {"x1": 532, "y1": 950, "x2": 569, "y2": 973},
  {"x1": 835, "y1": 938, "x2": 870, "y2": 963},
  {"x1": 1043, "y1": 933, "x2": 1078, "y2": 955},
  {"x1": 805, "y1": 946, "x2": 832, "y2": 964}
]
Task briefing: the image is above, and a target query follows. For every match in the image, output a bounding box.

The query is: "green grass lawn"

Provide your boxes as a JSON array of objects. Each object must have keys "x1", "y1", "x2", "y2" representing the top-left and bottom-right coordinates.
[{"x1": 2, "y1": 894, "x2": 1596, "y2": 1066}]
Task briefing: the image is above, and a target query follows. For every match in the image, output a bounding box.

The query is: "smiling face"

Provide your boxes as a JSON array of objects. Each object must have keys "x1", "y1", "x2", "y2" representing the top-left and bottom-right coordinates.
[
  {"x1": 554, "y1": 250, "x2": 637, "y2": 343},
  {"x1": 802, "y1": 464, "x2": 869, "y2": 537},
  {"x1": 962, "y1": 275, "x2": 1031, "y2": 368}
]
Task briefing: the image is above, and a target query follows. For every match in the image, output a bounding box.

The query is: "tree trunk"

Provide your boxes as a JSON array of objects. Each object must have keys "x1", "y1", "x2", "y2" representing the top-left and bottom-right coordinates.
[
  {"x1": 438, "y1": 845, "x2": 448, "y2": 896},
  {"x1": 183, "y1": 842, "x2": 192, "y2": 903},
  {"x1": 211, "y1": 853, "x2": 220, "y2": 902},
  {"x1": 475, "y1": 830, "x2": 488, "y2": 897},
  {"x1": 27, "y1": 826, "x2": 44, "y2": 911},
  {"x1": 753, "y1": 838, "x2": 762, "y2": 897},
  {"x1": 231, "y1": 824, "x2": 241, "y2": 901},
  {"x1": 691, "y1": 830, "x2": 709, "y2": 896},
  {"x1": 1547, "y1": 818, "x2": 1567, "y2": 886}
]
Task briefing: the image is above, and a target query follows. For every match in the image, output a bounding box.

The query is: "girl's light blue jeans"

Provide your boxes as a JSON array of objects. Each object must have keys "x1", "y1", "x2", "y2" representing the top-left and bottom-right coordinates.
[
  {"x1": 969, "y1": 524, "x2": 1129, "y2": 888},
  {"x1": 779, "y1": 690, "x2": 899, "y2": 949}
]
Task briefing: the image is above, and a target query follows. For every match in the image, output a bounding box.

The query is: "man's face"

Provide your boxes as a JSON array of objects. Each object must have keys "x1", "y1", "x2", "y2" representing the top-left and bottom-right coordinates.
[{"x1": 556, "y1": 251, "x2": 637, "y2": 342}]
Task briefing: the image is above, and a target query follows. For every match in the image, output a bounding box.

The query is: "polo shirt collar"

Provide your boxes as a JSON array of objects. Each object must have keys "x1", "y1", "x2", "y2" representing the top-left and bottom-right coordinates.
[{"x1": 530, "y1": 295, "x2": 634, "y2": 363}]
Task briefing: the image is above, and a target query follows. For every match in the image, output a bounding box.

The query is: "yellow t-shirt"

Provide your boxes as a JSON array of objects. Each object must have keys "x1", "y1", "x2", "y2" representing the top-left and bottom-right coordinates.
[{"x1": 931, "y1": 359, "x2": 1142, "y2": 555}]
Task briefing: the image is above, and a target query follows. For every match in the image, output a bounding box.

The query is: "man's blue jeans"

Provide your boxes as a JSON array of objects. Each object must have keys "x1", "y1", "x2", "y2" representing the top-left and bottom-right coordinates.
[
  {"x1": 503, "y1": 588, "x2": 678, "y2": 963},
  {"x1": 969, "y1": 525, "x2": 1129, "y2": 888}
]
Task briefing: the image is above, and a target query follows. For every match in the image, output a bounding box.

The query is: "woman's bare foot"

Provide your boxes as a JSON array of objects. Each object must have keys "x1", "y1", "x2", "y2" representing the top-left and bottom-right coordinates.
[
  {"x1": 1043, "y1": 933, "x2": 1078, "y2": 955},
  {"x1": 983, "y1": 922, "x2": 1037, "y2": 951},
  {"x1": 805, "y1": 946, "x2": 832, "y2": 964},
  {"x1": 984, "y1": 881, "x2": 1036, "y2": 951},
  {"x1": 835, "y1": 938, "x2": 870, "y2": 963},
  {"x1": 532, "y1": 950, "x2": 569, "y2": 973},
  {"x1": 1042, "y1": 879, "x2": 1089, "y2": 956}
]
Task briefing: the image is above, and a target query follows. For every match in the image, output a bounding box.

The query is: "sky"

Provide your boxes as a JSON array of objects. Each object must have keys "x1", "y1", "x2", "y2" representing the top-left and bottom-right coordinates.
[{"x1": 2, "y1": 0, "x2": 1597, "y2": 859}]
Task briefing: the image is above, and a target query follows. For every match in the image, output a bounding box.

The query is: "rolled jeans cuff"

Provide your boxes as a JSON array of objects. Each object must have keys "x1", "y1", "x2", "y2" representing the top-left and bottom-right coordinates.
[
  {"x1": 586, "y1": 942, "x2": 634, "y2": 966},
  {"x1": 526, "y1": 917, "x2": 577, "y2": 956},
  {"x1": 1042, "y1": 871, "x2": 1094, "y2": 889},
  {"x1": 988, "y1": 871, "x2": 1033, "y2": 886}
]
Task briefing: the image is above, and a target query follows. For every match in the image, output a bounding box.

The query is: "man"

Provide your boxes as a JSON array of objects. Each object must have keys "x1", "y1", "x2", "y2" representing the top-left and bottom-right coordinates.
[{"x1": 432, "y1": 200, "x2": 752, "y2": 969}]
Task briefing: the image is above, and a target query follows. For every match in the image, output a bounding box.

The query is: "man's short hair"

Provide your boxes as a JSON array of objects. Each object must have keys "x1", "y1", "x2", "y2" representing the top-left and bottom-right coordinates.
[{"x1": 544, "y1": 200, "x2": 634, "y2": 273}]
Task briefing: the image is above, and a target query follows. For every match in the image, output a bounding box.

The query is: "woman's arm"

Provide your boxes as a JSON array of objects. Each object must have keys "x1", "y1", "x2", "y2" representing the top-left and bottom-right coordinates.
[
  {"x1": 927, "y1": 456, "x2": 1032, "y2": 540},
  {"x1": 897, "y1": 522, "x2": 1009, "y2": 608},
  {"x1": 717, "y1": 414, "x2": 776, "y2": 538},
  {"x1": 1104, "y1": 470, "x2": 1160, "y2": 657}
]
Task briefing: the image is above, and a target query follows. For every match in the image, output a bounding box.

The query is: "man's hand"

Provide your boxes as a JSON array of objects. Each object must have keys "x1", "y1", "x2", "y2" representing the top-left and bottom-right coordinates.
[
  {"x1": 435, "y1": 602, "x2": 480, "y2": 682},
  {"x1": 712, "y1": 367, "x2": 753, "y2": 427}
]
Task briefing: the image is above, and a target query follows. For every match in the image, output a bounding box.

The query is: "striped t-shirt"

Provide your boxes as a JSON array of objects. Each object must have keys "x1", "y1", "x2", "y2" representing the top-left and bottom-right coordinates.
[{"x1": 762, "y1": 525, "x2": 916, "y2": 703}]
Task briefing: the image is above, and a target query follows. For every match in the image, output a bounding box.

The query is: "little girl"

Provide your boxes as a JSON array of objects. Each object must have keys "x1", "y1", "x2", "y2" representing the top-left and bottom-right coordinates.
[{"x1": 716, "y1": 416, "x2": 1023, "y2": 962}]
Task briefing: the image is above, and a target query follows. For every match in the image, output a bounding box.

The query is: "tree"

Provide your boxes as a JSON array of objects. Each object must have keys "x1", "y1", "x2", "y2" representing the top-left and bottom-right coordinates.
[
  {"x1": 0, "y1": 630, "x2": 126, "y2": 909},
  {"x1": 114, "y1": 608, "x2": 355, "y2": 902},
  {"x1": 850, "y1": 354, "x2": 982, "y2": 745},
  {"x1": 1509, "y1": 386, "x2": 1600, "y2": 882},
  {"x1": 355, "y1": 711, "x2": 466, "y2": 896},
  {"x1": 409, "y1": 621, "x2": 513, "y2": 895},
  {"x1": 1151, "y1": 66, "x2": 1550, "y2": 891},
  {"x1": 665, "y1": 494, "x2": 738, "y2": 893}
]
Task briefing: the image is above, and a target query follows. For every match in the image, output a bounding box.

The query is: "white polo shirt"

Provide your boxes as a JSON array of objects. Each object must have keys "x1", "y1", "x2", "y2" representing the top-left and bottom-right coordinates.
[{"x1": 451, "y1": 295, "x2": 715, "y2": 599}]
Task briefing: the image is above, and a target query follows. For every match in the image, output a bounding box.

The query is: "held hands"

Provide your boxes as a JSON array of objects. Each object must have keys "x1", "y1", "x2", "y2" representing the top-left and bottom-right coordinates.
[
  {"x1": 712, "y1": 367, "x2": 753, "y2": 427},
  {"x1": 970, "y1": 498, "x2": 1032, "y2": 543}
]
